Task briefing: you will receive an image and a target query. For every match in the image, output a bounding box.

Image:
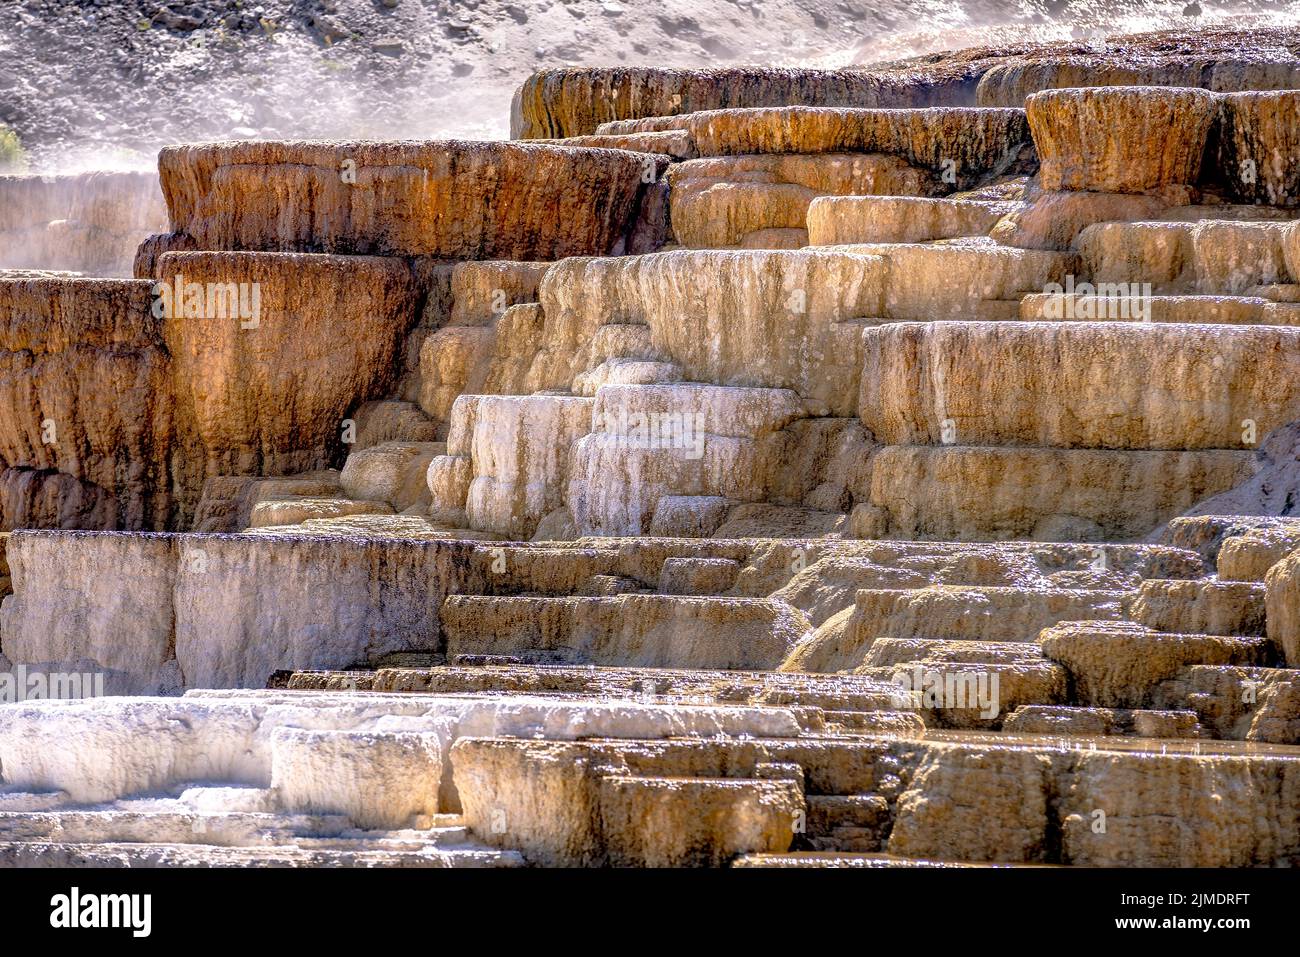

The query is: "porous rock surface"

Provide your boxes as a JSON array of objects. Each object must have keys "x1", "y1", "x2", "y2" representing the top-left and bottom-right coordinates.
[
  {"x1": 4, "y1": 26, "x2": 1300, "y2": 871},
  {"x1": 158, "y1": 140, "x2": 654, "y2": 260}
]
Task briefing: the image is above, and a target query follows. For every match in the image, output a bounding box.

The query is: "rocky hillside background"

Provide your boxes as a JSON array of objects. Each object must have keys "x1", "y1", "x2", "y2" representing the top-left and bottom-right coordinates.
[{"x1": 2, "y1": 0, "x2": 1296, "y2": 172}]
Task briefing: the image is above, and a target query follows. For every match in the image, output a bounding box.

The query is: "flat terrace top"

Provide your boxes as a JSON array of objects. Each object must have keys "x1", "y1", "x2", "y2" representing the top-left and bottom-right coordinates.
[{"x1": 928, "y1": 729, "x2": 1300, "y2": 759}]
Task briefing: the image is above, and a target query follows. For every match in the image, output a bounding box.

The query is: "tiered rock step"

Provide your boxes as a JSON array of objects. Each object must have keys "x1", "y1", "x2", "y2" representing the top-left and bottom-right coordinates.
[
  {"x1": 1077, "y1": 218, "x2": 1300, "y2": 294},
  {"x1": 540, "y1": 105, "x2": 1034, "y2": 250},
  {"x1": 304, "y1": 223, "x2": 1300, "y2": 546},
  {"x1": 665, "y1": 153, "x2": 939, "y2": 249},
  {"x1": 514, "y1": 67, "x2": 970, "y2": 138},
  {"x1": 0, "y1": 688, "x2": 818, "y2": 867},
  {"x1": 1020, "y1": 293, "x2": 1300, "y2": 325},
  {"x1": 151, "y1": 141, "x2": 657, "y2": 261},
  {"x1": 807, "y1": 196, "x2": 1019, "y2": 246},
  {"x1": 450, "y1": 729, "x2": 1300, "y2": 866},
  {"x1": 516, "y1": 248, "x2": 886, "y2": 416},
  {"x1": 860, "y1": 321, "x2": 1300, "y2": 450},
  {"x1": 855, "y1": 445, "x2": 1255, "y2": 542},
  {"x1": 1162, "y1": 514, "x2": 1300, "y2": 569},
  {"x1": 1217, "y1": 522, "x2": 1300, "y2": 582},
  {"x1": 337, "y1": 440, "x2": 444, "y2": 515},
  {"x1": 194, "y1": 470, "x2": 344, "y2": 533},
  {"x1": 733, "y1": 852, "x2": 1045, "y2": 868},
  {"x1": 1040, "y1": 620, "x2": 1274, "y2": 708},
  {"x1": 515, "y1": 53, "x2": 1300, "y2": 140},
  {"x1": 533, "y1": 129, "x2": 697, "y2": 160},
  {"x1": 0, "y1": 842, "x2": 520, "y2": 868},
  {"x1": 192, "y1": 403, "x2": 436, "y2": 530},
  {"x1": 243, "y1": 515, "x2": 501, "y2": 540},
  {"x1": 248, "y1": 497, "x2": 392, "y2": 529},
  {"x1": 4, "y1": 569, "x2": 1298, "y2": 866},
  {"x1": 10, "y1": 696, "x2": 1284, "y2": 868},
  {"x1": 442, "y1": 591, "x2": 1048, "y2": 672},
  {"x1": 567, "y1": 383, "x2": 811, "y2": 537},
  {"x1": 977, "y1": 55, "x2": 1300, "y2": 110},
  {"x1": 787, "y1": 584, "x2": 1129, "y2": 673},
  {"x1": 589, "y1": 106, "x2": 1032, "y2": 186},
  {"x1": 854, "y1": 318, "x2": 1296, "y2": 541},
  {"x1": 287, "y1": 663, "x2": 918, "y2": 736},
  {"x1": 1003, "y1": 705, "x2": 1205, "y2": 738},
  {"x1": 396, "y1": 248, "x2": 892, "y2": 542},
  {"x1": 0, "y1": 801, "x2": 521, "y2": 866},
  {"x1": 0, "y1": 528, "x2": 1208, "y2": 695},
  {"x1": 1251, "y1": 284, "x2": 1300, "y2": 302},
  {"x1": 1153, "y1": 665, "x2": 1300, "y2": 744},
  {"x1": 1131, "y1": 577, "x2": 1266, "y2": 636},
  {"x1": 414, "y1": 260, "x2": 552, "y2": 416},
  {"x1": 240, "y1": 256, "x2": 559, "y2": 537},
  {"x1": 834, "y1": 239, "x2": 1074, "y2": 322},
  {"x1": 0, "y1": 689, "x2": 808, "y2": 801}
]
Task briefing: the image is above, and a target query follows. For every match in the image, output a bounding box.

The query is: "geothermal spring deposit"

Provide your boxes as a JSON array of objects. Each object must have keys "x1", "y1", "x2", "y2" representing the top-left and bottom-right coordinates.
[{"x1": 0, "y1": 0, "x2": 1299, "y2": 908}]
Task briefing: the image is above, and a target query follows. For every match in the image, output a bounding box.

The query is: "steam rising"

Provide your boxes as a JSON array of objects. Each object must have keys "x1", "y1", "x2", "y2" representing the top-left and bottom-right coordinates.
[{"x1": 1, "y1": 0, "x2": 1296, "y2": 174}]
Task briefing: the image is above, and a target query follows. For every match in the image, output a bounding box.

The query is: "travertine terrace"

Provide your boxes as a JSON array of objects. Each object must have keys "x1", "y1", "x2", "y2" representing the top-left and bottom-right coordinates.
[{"x1": 4, "y1": 24, "x2": 1300, "y2": 872}]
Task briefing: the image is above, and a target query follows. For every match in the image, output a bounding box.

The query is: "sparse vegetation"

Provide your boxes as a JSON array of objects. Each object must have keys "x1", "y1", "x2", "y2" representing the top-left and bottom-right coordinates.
[{"x1": 0, "y1": 125, "x2": 27, "y2": 172}]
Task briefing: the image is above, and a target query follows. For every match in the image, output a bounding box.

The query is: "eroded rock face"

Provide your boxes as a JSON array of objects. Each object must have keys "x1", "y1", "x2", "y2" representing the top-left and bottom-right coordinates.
[
  {"x1": 976, "y1": 54, "x2": 1300, "y2": 108},
  {"x1": 458, "y1": 395, "x2": 593, "y2": 539},
  {"x1": 859, "y1": 321, "x2": 1300, "y2": 451},
  {"x1": 604, "y1": 107, "x2": 1031, "y2": 189},
  {"x1": 888, "y1": 745, "x2": 1054, "y2": 863},
  {"x1": 844, "y1": 242, "x2": 1073, "y2": 322},
  {"x1": 809, "y1": 196, "x2": 1014, "y2": 246},
  {"x1": 415, "y1": 260, "x2": 551, "y2": 423},
  {"x1": 567, "y1": 384, "x2": 805, "y2": 537},
  {"x1": 1266, "y1": 552, "x2": 1300, "y2": 667},
  {"x1": 158, "y1": 141, "x2": 652, "y2": 259},
  {"x1": 990, "y1": 189, "x2": 1174, "y2": 251},
  {"x1": 1040, "y1": 621, "x2": 1272, "y2": 708},
  {"x1": 528, "y1": 249, "x2": 884, "y2": 416},
  {"x1": 0, "y1": 468, "x2": 118, "y2": 531},
  {"x1": 1026, "y1": 87, "x2": 1218, "y2": 193},
  {"x1": 1216, "y1": 92, "x2": 1300, "y2": 206},
  {"x1": 0, "y1": 530, "x2": 485, "y2": 691},
  {"x1": 511, "y1": 67, "x2": 946, "y2": 139},
  {"x1": 862, "y1": 446, "x2": 1254, "y2": 542},
  {"x1": 0, "y1": 531, "x2": 180, "y2": 694},
  {"x1": 158, "y1": 251, "x2": 418, "y2": 487},
  {"x1": 0, "y1": 277, "x2": 174, "y2": 530},
  {"x1": 668, "y1": 154, "x2": 936, "y2": 248},
  {"x1": 442, "y1": 594, "x2": 808, "y2": 670}
]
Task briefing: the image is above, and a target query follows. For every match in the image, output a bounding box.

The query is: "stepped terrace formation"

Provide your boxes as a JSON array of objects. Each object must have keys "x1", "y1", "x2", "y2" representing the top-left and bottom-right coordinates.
[{"x1": 2, "y1": 24, "x2": 1300, "y2": 871}]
